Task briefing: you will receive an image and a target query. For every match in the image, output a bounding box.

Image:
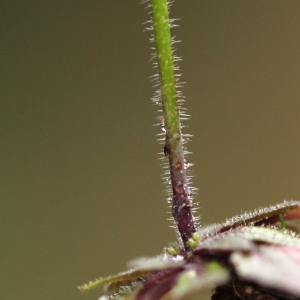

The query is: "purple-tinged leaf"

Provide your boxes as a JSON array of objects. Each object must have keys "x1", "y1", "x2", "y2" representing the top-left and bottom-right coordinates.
[
  {"x1": 199, "y1": 200, "x2": 300, "y2": 238},
  {"x1": 135, "y1": 268, "x2": 184, "y2": 300},
  {"x1": 194, "y1": 225, "x2": 300, "y2": 272},
  {"x1": 162, "y1": 261, "x2": 229, "y2": 300},
  {"x1": 231, "y1": 245, "x2": 300, "y2": 297},
  {"x1": 220, "y1": 200, "x2": 300, "y2": 231},
  {"x1": 198, "y1": 226, "x2": 300, "y2": 252},
  {"x1": 228, "y1": 226, "x2": 300, "y2": 246},
  {"x1": 79, "y1": 200, "x2": 300, "y2": 299}
]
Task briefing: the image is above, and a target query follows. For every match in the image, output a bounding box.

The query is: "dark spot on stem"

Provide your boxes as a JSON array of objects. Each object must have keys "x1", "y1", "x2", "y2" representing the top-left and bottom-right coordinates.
[
  {"x1": 164, "y1": 145, "x2": 170, "y2": 156},
  {"x1": 175, "y1": 162, "x2": 182, "y2": 170}
]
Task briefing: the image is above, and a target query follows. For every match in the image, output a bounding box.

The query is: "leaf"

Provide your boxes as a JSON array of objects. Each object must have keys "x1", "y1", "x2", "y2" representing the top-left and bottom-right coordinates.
[
  {"x1": 162, "y1": 261, "x2": 229, "y2": 300},
  {"x1": 128, "y1": 254, "x2": 185, "y2": 271},
  {"x1": 199, "y1": 200, "x2": 300, "y2": 238},
  {"x1": 222, "y1": 200, "x2": 300, "y2": 230},
  {"x1": 231, "y1": 245, "x2": 300, "y2": 297},
  {"x1": 78, "y1": 269, "x2": 154, "y2": 293},
  {"x1": 79, "y1": 201, "x2": 300, "y2": 299},
  {"x1": 78, "y1": 255, "x2": 185, "y2": 299}
]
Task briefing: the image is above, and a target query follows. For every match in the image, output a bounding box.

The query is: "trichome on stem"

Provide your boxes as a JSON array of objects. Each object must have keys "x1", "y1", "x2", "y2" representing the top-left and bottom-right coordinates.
[
  {"x1": 150, "y1": 0, "x2": 197, "y2": 253},
  {"x1": 78, "y1": 1, "x2": 300, "y2": 299}
]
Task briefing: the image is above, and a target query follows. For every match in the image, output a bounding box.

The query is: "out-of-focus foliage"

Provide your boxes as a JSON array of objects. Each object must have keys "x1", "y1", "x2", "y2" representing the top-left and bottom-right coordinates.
[{"x1": 79, "y1": 200, "x2": 300, "y2": 300}]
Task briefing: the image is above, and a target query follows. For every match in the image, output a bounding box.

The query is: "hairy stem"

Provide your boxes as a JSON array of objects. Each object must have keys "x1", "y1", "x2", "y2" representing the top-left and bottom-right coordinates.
[{"x1": 150, "y1": 0, "x2": 196, "y2": 252}]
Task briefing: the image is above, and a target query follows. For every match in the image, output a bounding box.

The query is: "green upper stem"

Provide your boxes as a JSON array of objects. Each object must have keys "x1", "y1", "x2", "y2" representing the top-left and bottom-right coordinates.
[{"x1": 150, "y1": 0, "x2": 197, "y2": 252}]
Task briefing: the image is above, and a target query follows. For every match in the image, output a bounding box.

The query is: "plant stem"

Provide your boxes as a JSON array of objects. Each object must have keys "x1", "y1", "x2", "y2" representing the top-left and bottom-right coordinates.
[{"x1": 150, "y1": 0, "x2": 196, "y2": 252}]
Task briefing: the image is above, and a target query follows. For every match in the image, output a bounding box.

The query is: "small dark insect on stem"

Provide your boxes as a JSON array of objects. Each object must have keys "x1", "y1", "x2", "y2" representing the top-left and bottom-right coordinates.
[{"x1": 150, "y1": 0, "x2": 197, "y2": 252}]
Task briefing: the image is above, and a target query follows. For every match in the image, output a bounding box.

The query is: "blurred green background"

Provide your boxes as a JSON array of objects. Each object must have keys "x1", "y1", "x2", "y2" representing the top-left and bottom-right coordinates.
[{"x1": 2, "y1": 1, "x2": 300, "y2": 299}]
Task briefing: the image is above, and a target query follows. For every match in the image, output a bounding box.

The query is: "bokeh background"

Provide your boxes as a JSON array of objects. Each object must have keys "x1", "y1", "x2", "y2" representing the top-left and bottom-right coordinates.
[{"x1": 2, "y1": 1, "x2": 300, "y2": 299}]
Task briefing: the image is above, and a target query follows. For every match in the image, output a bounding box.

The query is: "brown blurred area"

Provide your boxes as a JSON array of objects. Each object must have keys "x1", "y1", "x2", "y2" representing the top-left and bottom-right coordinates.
[{"x1": 1, "y1": 1, "x2": 300, "y2": 299}]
